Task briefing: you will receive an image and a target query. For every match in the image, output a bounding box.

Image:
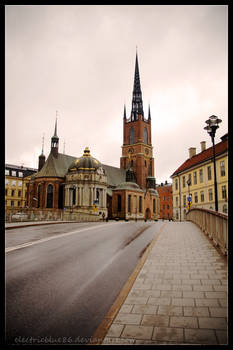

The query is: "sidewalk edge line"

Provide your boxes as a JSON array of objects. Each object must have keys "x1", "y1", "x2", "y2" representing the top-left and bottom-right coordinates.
[{"x1": 89, "y1": 222, "x2": 167, "y2": 345}]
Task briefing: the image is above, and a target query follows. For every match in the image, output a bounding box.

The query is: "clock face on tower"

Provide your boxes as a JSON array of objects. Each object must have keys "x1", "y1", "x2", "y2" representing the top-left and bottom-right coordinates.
[{"x1": 128, "y1": 148, "x2": 134, "y2": 154}]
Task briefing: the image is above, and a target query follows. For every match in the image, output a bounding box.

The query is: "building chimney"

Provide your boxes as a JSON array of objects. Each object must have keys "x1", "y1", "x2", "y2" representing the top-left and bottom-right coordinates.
[
  {"x1": 200, "y1": 141, "x2": 206, "y2": 152},
  {"x1": 189, "y1": 147, "x2": 196, "y2": 159}
]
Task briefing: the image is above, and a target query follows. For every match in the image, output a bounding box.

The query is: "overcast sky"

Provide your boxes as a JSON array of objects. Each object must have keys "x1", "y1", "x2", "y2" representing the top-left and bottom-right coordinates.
[{"x1": 5, "y1": 5, "x2": 228, "y2": 184}]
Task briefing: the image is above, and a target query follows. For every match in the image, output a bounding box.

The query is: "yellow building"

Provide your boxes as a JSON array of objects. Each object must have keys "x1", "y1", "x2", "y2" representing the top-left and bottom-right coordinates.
[
  {"x1": 5, "y1": 164, "x2": 37, "y2": 210},
  {"x1": 171, "y1": 134, "x2": 228, "y2": 221}
]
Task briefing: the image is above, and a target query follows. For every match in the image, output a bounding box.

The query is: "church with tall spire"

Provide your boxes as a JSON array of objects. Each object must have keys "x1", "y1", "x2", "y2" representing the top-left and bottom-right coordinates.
[
  {"x1": 26, "y1": 52, "x2": 160, "y2": 221},
  {"x1": 121, "y1": 51, "x2": 155, "y2": 191}
]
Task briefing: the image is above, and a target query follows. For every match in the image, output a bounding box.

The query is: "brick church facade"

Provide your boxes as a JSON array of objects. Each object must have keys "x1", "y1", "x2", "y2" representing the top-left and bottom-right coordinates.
[{"x1": 26, "y1": 53, "x2": 160, "y2": 221}]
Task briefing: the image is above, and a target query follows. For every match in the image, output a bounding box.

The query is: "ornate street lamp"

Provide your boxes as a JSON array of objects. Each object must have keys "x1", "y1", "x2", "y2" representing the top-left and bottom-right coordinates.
[
  {"x1": 186, "y1": 178, "x2": 191, "y2": 212},
  {"x1": 204, "y1": 115, "x2": 222, "y2": 212}
]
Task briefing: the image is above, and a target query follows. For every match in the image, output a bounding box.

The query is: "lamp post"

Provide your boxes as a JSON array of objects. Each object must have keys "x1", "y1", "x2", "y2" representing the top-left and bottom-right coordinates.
[
  {"x1": 204, "y1": 115, "x2": 222, "y2": 212},
  {"x1": 186, "y1": 178, "x2": 191, "y2": 212}
]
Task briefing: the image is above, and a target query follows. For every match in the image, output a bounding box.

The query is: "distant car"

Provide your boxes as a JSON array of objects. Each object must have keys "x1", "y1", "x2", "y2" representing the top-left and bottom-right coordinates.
[{"x1": 11, "y1": 212, "x2": 28, "y2": 220}]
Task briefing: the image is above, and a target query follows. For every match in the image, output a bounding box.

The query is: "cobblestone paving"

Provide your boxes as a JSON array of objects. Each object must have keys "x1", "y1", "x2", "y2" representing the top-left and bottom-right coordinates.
[{"x1": 103, "y1": 222, "x2": 228, "y2": 345}]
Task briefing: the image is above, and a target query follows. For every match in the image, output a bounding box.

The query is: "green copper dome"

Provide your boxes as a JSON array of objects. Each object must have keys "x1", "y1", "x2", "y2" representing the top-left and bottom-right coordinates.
[{"x1": 115, "y1": 182, "x2": 143, "y2": 192}]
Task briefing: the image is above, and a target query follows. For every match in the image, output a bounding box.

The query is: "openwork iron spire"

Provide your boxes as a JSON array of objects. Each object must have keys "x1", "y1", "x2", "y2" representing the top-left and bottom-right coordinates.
[{"x1": 131, "y1": 51, "x2": 144, "y2": 121}]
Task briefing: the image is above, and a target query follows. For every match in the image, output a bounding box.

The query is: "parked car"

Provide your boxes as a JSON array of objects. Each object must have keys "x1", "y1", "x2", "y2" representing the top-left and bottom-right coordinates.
[{"x1": 11, "y1": 212, "x2": 28, "y2": 220}]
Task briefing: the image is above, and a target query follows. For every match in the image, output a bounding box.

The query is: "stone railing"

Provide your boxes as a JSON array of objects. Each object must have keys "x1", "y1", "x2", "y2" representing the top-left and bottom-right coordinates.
[
  {"x1": 5, "y1": 208, "x2": 63, "y2": 223},
  {"x1": 186, "y1": 208, "x2": 228, "y2": 256}
]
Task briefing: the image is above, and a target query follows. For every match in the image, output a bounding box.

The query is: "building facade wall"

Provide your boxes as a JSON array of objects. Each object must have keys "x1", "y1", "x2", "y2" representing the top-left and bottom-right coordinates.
[
  {"x1": 172, "y1": 152, "x2": 228, "y2": 221},
  {"x1": 157, "y1": 183, "x2": 173, "y2": 219},
  {"x1": 5, "y1": 165, "x2": 37, "y2": 210}
]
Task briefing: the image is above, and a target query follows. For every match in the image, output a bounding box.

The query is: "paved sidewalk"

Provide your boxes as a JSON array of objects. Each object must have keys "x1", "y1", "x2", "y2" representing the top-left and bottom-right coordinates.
[{"x1": 102, "y1": 222, "x2": 228, "y2": 345}]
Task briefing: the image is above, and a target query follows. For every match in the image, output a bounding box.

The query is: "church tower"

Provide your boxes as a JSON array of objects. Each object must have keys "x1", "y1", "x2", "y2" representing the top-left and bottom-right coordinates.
[{"x1": 120, "y1": 52, "x2": 155, "y2": 190}]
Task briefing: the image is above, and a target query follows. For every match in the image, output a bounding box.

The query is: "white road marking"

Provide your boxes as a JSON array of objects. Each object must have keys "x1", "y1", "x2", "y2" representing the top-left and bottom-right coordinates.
[{"x1": 5, "y1": 222, "x2": 122, "y2": 253}]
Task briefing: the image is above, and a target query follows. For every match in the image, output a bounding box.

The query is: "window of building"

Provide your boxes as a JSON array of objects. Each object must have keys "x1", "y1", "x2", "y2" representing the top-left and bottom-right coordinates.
[
  {"x1": 183, "y1": 195, "x2": 186, "y2": 207},
  {"x1": 96, "y1": 189, "x2": 100, "y2": 204},
  {"x1": 5, "y1": 179, "x2": 9, "y2": 185},
  {"x1": 139, "y1": 196, "x2": 142, "y2": 213},
  {"x1": 18, "y1": 201, "x2": 21, "y2": 207},
  {"x1": 175, "y1": 179, "x2": 178, "y2": 190},
  {"x1": 153, "y1": 199, "x2": 155, "y2": 213},
  {"x1": 208, "y1": 188, "x2": 213, "y2": 201},
  {"x1": 117, "y1": 194, "x2": 121, "y2": 212},
  {"x1": 38, "y1": 185, "x2": 41, "y2": 208},
  {"x1": 188, "y1": 173, "x2": 192, "y2": 186},
  {"x1": 207, "y1": 166, "x2": 212, "y2": 180},
  {"x1": 18, "y1": 190, "x2": 21, "y2": 197},
  {"x1": 5, "y1": 189, "x2": 8, "y2": 196},
  {"x1": 130, "y1": 127, "x2": 135, "y2": 145},
  {"x1": 12, "y1": 180, "x2": 16, "y2": 186},
  {"x1": 18, "y1": 181, "x2": 22, "y2": 187},
  {"x1": 194, "y1": 192, "x2": 198, "y2": 203},
  {"x1": 5, "y1": 169, "x2": 9, "y2": 175},
  {"x1": 182, "y1": 176, "x2": 186, "y2": 188},
  {"x1": 11, "y1": 200, "x2": 14, "y2": 207},
  {"x1": 19, "y1": 172, "x2": 23, "y2": 177},
  {"x1": 167, "y1": 197, "x2": 169, "y2": 201},
  {"x1": 12, "y1": 170, "x2": 16, "y2": 176},
  {"x1": 199, "y1": 169, "x2": 203, "y2": 183},
  {"x1": 47, "y1": 184, "x2": 54, "y2": 208},
  {"x1": 163, "y1": 204, "x2": 165, "y2": 210},
  {"x1": 128, "y1": 195, "x2": 131, "y2": 213},
  {"x1": 176, "y1": 197, "x2": 178, "y2": 207},
  {"x1": 222, "y1": 185, "x2": 227, "y2": 199},
  {"x1": 11, "y1": 189, "x2": 15, "y2": 196},
  {"x1": 163, "y1": 196, "x2": 165, "y2": 201},
  {"x1": 200, "y1": 191, "x2": 204, "y2": 202},
  {"x1": 223, "y1": 204, "x2": 228, "y2": 214},
  {"x1": 220, "y1": 161, "x2": 225, "y2": 176},
  {"x1": 193, "y1": 171, "x2": 197, "y2": 185},
  {"x1": 72, "y1": 188, "x2": 76, "y2": 205},
  {"x1": 144, "y1": 127, "x2": 148, "y2": 144},
  {"x1": 176, "y1": 211, "x2": 179, "y2": 220},
  {"x1": 167, "y1": 205, "x2": 169, "y2": 209}
]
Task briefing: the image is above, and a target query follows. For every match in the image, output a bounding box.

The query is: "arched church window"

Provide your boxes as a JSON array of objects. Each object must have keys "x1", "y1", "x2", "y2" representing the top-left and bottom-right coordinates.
[
  {"x1": 130, "y1": 159, "x2": 134, "y2": 167},
  {"x1": 37, "y1": 184, "x2": 41, "y2": 208},
  {"x1": 130, "y1": 127, "x2": 135, "y2": 144},
  {"x1": 47, "y1": 184, "x2": 53, "y2": 208},
  {"x1": 144, "y1": 127, "x2": 148, "y2": 144}
]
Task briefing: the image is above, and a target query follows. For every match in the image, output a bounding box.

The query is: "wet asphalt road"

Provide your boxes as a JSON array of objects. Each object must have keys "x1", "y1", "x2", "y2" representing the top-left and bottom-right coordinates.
[{"x1": 5, "y1": 221, "x2": 163, "y2": 345}]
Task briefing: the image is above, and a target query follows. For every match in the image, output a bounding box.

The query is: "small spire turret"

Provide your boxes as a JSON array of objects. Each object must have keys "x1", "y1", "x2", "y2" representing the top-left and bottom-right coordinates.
[
  {"x1": 51, "y1": 113, "x2": 59, "y2": 157},
  {"x1": 38, "y1": 134, "x2": 46, "y2": 171},
  {"x1": 124, "y1": 104, "x2": 127, "y2": 119}
]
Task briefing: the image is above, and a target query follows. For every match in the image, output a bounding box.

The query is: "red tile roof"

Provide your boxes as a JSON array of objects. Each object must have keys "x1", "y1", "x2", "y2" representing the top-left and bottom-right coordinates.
[{"x1": 171, "y1": 136, "x2": 228, "y2": 177}]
